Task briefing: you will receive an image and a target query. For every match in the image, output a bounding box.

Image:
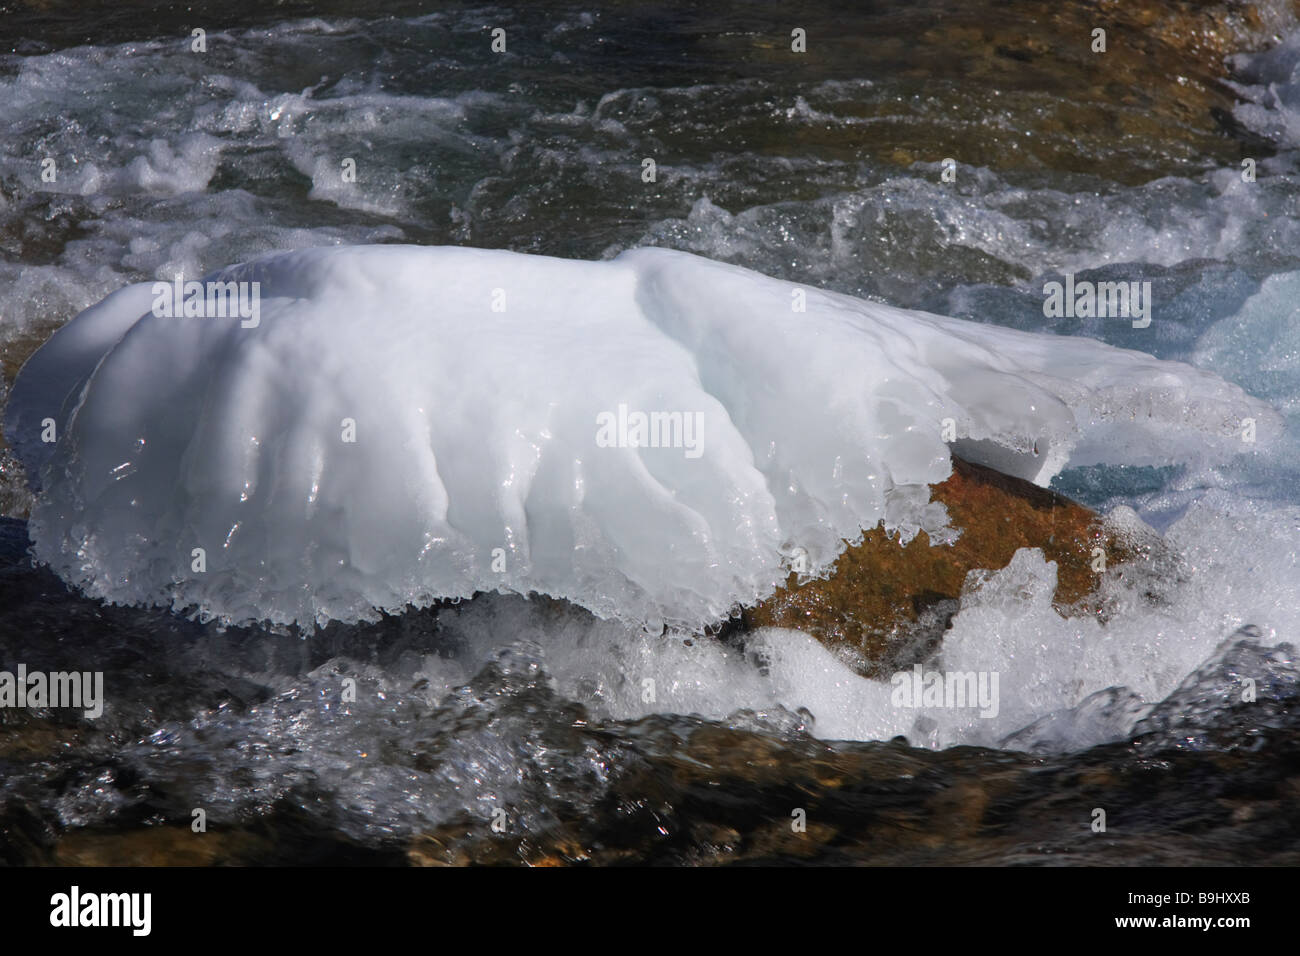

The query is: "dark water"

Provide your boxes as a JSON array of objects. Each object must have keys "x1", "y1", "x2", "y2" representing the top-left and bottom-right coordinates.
[{"x1": 4, "y1": 517, "x2": 1300, "y2": 866}]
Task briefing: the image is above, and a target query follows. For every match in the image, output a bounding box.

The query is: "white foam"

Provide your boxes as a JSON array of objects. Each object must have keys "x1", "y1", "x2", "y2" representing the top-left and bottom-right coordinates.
[
  {"x1": 6, "y1": 244, "x2": 1277, "y2": 629},
  {"x1": 401, "y1": 483, "x2": 1300, "y2": 751},
  {"x1": 1230, "y1": 28, "x2": 1300, "y2": 149}
]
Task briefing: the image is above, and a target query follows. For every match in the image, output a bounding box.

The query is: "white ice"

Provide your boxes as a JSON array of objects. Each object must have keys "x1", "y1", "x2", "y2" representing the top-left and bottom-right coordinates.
[{"x1": 5, "y1": 244, "x2": 1279, "y2": 628}]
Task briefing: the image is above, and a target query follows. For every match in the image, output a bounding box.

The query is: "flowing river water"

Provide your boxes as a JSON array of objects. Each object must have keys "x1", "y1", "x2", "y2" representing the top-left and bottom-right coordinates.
[{"x1": 1, "y1": 0, "x2": 1299, "y2": 865}]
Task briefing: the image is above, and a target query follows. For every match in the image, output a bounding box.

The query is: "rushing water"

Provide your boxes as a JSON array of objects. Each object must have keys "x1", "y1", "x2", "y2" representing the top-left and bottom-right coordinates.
[{"x1": 2, "y1": 1, "x2": 1300, "y2": 864}]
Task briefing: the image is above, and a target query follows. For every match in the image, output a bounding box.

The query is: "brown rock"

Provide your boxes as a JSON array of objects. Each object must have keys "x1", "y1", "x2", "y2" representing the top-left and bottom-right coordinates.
[
  {"x1": 52, "y1": 826, "x2": 267, "y2": 867},
  {"x1": 710, "y1": 0, "x2": 1297, "y2": 188},
  {"x1": 741, "y1": 456, "x2": 1165, "y2": 677}
]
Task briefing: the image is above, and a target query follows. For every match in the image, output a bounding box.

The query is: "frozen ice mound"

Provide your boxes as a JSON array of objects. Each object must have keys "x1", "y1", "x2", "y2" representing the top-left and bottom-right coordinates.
[{"x1": 4, "y1": 244, "x2": 1279, "y2": 628}]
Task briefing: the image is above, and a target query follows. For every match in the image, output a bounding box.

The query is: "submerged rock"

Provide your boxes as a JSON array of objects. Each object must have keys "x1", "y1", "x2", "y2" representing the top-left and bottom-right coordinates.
[
  {"x1": 741, "y1": 456, "x2": 1169, "y2": 676},
  {"x1": 719, "y1": 0, "x2": 1297, "y2": 186}
]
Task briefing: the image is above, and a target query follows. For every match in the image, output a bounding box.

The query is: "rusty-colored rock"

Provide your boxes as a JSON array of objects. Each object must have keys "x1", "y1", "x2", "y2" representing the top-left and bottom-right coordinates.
[{"x1": 741, "y1": 456, "x2": 1157, "y2": 677}]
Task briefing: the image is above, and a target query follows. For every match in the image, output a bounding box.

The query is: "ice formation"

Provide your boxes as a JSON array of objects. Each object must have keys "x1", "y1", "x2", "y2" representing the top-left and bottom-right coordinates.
[{"x1": 5, "y1": 244, "x2": 1278, "y2": 627}]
